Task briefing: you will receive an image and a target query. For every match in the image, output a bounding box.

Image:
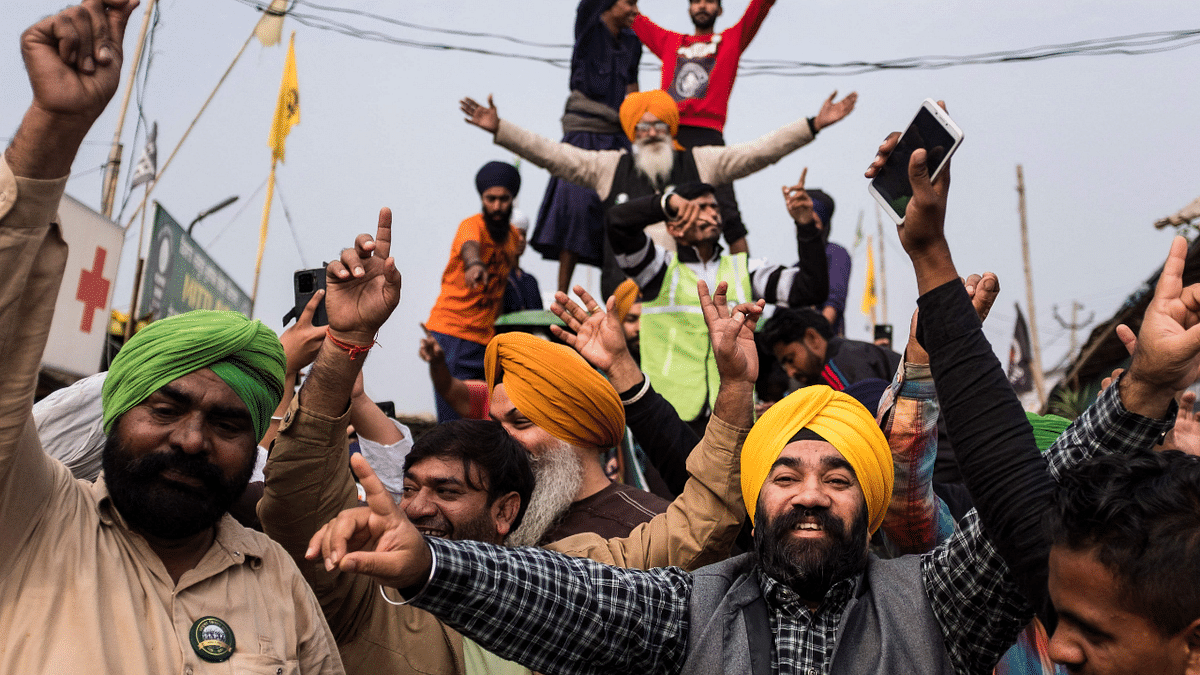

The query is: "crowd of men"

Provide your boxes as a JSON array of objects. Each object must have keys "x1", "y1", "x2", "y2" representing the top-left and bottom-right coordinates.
[{"x1": 3, "y1": 1, "x2": 1199, "y2": 675}]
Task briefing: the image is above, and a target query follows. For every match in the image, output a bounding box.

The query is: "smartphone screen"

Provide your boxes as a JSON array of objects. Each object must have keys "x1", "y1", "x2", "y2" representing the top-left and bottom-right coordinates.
[{"x1": 871, "y1": 106, "x2": 958, "y2": 221}]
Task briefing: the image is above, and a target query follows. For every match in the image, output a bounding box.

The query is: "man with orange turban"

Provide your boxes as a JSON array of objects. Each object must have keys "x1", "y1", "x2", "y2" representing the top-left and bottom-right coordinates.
[
  {"x1": 459, "y1": 87, "x2": 857, "y2": 297},
  {"x1": 484, "y1": 331, "x2": 670, "y2": 545}
]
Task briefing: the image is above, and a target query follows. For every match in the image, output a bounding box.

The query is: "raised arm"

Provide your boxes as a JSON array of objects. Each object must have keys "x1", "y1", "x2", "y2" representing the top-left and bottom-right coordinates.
[
  {"x1": 749, "y1": 167, "x2": 829, "y2": 307},
  {"x1": 549, "y1": 286, "x2": 697, "y2": 494},
  {"x1": 694, "y1": 91, "x2": 857, "y2": 185},
  {"x1": 1045, "y1": 237, "x2": 1197, "y2": 477},
  {"x1": 259, "y1": 210, "x2": 403, "y2": 637},
  {"x1": 460, "y1": 95, "x2": 622, "y2": 200},
  {"x1": 732, "y1": 0, "x2": 776, "y2": 50},
  {"x1": 0, "y1": 0, "x2": 137, "y2": 574},
  {"x1": 548, "y1": 282, "x2": 762, "y2": 570}
]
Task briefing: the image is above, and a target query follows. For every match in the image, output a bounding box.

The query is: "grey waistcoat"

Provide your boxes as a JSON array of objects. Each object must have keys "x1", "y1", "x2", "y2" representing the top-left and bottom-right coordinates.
[{"x1": 681, "y1": 553, "x2": 954, "y2": 675}]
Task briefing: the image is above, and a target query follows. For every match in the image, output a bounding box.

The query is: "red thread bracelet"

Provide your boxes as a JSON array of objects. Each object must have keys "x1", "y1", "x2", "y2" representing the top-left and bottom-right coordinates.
[{"x1": 327, "y1": 330, "x2": 375, "y2": 360}]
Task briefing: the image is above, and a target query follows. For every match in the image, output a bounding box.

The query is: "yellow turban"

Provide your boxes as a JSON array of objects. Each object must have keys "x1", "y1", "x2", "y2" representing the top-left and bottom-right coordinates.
[
  {"x1": 742, "y1": 386, "x2": 893, "y2": 534},
  {"x1": 485, "y1": 332, "x2": 625, "y2": 450},
  {"x1": 613, "y1": 278, "x2": 640, "y2": 323},
  {"x1": 619, "y1": 90, "x2": 685, "y2": 151}
]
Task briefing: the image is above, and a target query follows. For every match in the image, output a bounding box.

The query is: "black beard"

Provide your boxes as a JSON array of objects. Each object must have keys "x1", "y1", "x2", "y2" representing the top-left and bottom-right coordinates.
[
  {"x1": 755, "y1": 502, "x2": 869, "y2": 601},
  {"x1": 484, "y1": 206, "x2": 513, "y2": 243},
  {"x1": 102, "y1": 426, "x2": 254, "y2": 540},
  {"x1": 691, "y1": 12, "x2": 717, "y2": 30}
]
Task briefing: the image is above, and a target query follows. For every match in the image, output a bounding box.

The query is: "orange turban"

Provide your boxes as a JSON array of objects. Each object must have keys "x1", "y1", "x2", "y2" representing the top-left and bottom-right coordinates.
[
  {"x1": 741, "y1": 386, "x2": 893, "y2": 534},
  {"x1": 485, "y1": 332, "x2": 625, "y2": 450},
  {"x1": 619, "y1": 90, "x2": 685, "y2": 150},
  {"x1": 613, "y1": 279, "x2": 640, "y2": 323}
]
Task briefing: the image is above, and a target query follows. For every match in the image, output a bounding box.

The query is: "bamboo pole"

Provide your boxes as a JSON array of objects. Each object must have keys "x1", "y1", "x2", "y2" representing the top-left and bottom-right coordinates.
[
  {"x1": 250, "y1": 159, "x2": 278, "y2": 315},
  {"x1": 101, "y1": 0, "x2": 158, "y2": 218},
  {"x1": 1016, "y1": 164, "x2": 1048, "y2": 407}
]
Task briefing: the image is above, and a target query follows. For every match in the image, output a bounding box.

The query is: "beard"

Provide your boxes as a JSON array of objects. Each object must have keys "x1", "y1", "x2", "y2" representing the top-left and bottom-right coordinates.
[
  {"x1": 505, "y1": 438, "x2": 583, "y2": 547},
  {"x1": 633, "y1": 138, "x2": 675, "y2": 188},
  {"x1": 101, "y1": 427, "x2": 255, "y2": 540},
  {"x1": 690, "y1": 11, "x2": 717, "y2": 30},
  {"x1": 483, "y1": 204, "x2": 513, "y2": 242},
  {"x1": 754, "y1": 500, "x2": 869, "y2": 601},
  {"x1": 410, "y1": 509, "x2": 501, "y2": 544}
]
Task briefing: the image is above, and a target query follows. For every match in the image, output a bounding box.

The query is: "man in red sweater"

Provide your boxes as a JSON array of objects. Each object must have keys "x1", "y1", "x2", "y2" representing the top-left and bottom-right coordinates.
[{"x1": 633, "y1": 0, "x2": 776, "y2": 254}]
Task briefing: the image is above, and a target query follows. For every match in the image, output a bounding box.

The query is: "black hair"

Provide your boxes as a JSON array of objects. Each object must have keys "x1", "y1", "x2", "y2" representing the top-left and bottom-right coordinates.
[
  {"x1": 761, "y1": 307, "x2": 833, "y2": 351},
  {"x1": 672, "y1": 181, "x2": 717, "y2": 201},
  {"x1": 1048, "y1": 450, "x2": 1200, "y2": 635},
  {"x1": 404, "y1": 419, "x2": 535, "y2": 532}
]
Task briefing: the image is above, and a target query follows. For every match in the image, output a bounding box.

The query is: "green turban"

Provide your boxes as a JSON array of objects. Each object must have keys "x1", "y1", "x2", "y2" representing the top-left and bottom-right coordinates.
[
  {"x1": 102, "y1": 310, "x2": 286, "y2": 442},
  {"x1": 1025, "y1": 411, "x2": 1071, "y2": 453}
]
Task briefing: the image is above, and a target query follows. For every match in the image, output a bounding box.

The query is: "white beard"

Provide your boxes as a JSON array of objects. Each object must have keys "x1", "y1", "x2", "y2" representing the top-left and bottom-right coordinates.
[
  {"x1": 505, "y1": 439, "x2": 584, "y2": 547},
  {"x1": 633, "y1": 138, "x2": 675, "y2": 188}
]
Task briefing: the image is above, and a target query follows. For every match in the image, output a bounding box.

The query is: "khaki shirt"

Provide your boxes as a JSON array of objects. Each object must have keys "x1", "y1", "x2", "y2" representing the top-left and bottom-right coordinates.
[
  {"x1": 0, "y1": 157, "x2": 344, "y2": 674},
  {"x1": 260, "y1": 393, "x2": 749, "y2": 675}
]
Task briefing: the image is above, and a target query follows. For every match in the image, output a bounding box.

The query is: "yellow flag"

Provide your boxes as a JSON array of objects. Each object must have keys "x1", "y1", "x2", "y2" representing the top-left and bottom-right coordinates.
[
  {"x1": 861, "y1": 235, "x2": 877, "y2": 317},
  {"x1": 269, "y1": 32, "x2": 300, "y2": 162}
]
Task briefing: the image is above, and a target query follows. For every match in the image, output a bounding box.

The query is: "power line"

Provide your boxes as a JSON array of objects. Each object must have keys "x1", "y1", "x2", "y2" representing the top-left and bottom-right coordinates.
[{"x1": 230, "y1": 0, "x2": 1200, "y2": 76}]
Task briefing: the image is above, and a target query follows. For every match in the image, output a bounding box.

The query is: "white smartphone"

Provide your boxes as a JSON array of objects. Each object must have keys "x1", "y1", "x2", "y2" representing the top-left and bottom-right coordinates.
[{"x1": 868, "y1": 99, "x2": 964, "y2": 225}]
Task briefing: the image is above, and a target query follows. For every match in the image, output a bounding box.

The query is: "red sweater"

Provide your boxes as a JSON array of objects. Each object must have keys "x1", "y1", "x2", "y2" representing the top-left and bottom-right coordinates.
[{"x1": 632, "y1": 0, "x2": 775, "y2": 133}]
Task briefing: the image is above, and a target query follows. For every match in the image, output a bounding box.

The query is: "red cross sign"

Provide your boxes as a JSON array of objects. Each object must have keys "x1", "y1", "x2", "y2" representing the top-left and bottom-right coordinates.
[{"x1": 75, "y1": 246, "x2": 110, "y2": 333}]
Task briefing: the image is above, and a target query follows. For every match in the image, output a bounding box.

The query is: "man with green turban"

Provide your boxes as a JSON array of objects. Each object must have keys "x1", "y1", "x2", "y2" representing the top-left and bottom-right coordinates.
[{"x1": 0, "y1": 4, "x2": 342, "y2": 672}]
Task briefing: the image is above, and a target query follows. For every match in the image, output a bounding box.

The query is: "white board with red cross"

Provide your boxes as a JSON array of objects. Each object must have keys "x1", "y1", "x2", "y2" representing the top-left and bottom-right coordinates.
[{"x1": 43, "y1": 194, "x2": 124, "y2": 378}]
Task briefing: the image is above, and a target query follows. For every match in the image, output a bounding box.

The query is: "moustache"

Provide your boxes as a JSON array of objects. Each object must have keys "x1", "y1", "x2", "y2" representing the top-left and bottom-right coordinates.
[
  {"x1": 771, "y1": 505, "x2": 846, "y2": 539},
  {"x1": 126, "y1": 450, "x2": 226, "y2": 495}
]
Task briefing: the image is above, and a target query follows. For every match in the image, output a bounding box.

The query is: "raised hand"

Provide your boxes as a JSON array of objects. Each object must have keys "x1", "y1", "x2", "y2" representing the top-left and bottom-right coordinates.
[
  {"x1": 865, "y1": 101, "x2": 957, "y2": 295},
  {"x1": 550, "y1": 286, "x2": 630, "y2": 376},
  {"x1": 906, "y1": 272, "x2": 999, "y2": 365},
  {"x1": 1125, "y1": 236, "x2": 1200, "y2": 397},
  {"x1": 279, "y1": 289, "x2": 326, "y2": 376},
  {"x1": 325, "y1": 208, "x2": 402, "y2": 345},
  {"x1": 812, "y1": 90, "x2": 858, "y2": 131},
  {"x1": 22, "y1": 0, "x2": 139, "y2": 120},
  {"x1": 460, "y1": 95, "x2": 500, "y2": 134},
  {"x1": 418, "y1": 323, "x2": 445, "y2": 364},
  {"x1": 1160, "y1": 390, "x2": 1200, "y2": 457},
  {"x1": 782, "y1": 167, "x2": 817, "y2": 226},
  {"x1": 698, "y1": 280, "x2": 764, "y2": 386},
  {"x1": 666, "y1": 193, "x2": 702, "y2": 231},
  {"x1": 305, "y1": 454, "x2": 432, "y2": 587}
]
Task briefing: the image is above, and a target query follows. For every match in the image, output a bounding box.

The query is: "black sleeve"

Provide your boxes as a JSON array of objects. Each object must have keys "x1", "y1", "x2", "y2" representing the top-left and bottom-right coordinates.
[
  {"x1": 917, "y1": 279, "x2": 1053, "y2": 613},
  {"x1": 607, "y1": 193, "x2": 666, "y2": 255},
  {"x1": 621, "y1": 378, "x2": 698, "y2": 496},
  {"x1": 785, "y1": 222, "x2": 829, "y2": 307}
]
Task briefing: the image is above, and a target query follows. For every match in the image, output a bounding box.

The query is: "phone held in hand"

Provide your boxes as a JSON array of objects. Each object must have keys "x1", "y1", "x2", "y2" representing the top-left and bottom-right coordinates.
[
  {"x1": 287, "y1": 268, "x2": 328, "y2": 327},
  {"x1": 868, "y1": 99, "x2": 964, "y2": 225}
]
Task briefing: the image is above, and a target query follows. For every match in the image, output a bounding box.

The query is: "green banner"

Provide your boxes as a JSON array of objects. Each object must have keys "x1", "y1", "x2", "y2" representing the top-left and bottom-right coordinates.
[{"x1": 139, "y1": 204, "x2": 252, "y2": 319}]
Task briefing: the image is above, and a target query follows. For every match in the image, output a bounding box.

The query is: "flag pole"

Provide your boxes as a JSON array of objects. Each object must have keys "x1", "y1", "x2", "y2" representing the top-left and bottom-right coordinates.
[
  {"x1": 1016, "y1": 164, "x2": 1048, "y2": 408},
  {"x1": 124, "y1": 182, "x2": 153, "y2": 341},
  {"x1": 250, "y1": 159, "x2": 277, "y2": 316}
]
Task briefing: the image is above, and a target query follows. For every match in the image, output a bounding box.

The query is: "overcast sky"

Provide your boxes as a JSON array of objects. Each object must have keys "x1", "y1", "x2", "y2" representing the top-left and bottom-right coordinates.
[{"x1": 3, "y1": 0, "x2": 1197, "y2": 415}]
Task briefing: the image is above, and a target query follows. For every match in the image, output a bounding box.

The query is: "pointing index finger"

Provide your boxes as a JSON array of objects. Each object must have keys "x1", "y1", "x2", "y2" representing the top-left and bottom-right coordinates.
[
  {"x1": 798, "y1": 167, "x2": 807, "y2": 190},
  {"x1": 373, "y1": 208, "x2": 392, "y2": 261}
]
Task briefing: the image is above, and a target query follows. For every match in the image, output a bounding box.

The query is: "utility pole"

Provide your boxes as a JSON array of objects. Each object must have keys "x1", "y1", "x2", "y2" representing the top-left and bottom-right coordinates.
[
  {"x1": 1053, "y1": 301, "x2": 1095, "y2": 358},
  {"x1": 1016, "y1": 164, "x2": 1047, "y2": 407},
  {"x1": 101, "y1": 0, "x2": 158, "y2": 218}
]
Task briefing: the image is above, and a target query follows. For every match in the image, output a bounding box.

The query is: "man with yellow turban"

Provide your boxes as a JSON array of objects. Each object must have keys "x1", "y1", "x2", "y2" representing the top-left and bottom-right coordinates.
[
  {"x1": 0, "y1": 6, "x2": 341, "y2": 671},
  {"x1": 484, "y1": 330, "x2": 670, "y2": 545},
  {"x1": 459, "y1": 87, "x2": 857, "y2": 297}
]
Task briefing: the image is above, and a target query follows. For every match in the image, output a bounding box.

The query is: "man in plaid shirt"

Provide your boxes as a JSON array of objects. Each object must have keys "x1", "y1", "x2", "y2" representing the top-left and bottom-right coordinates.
[{"x1": 308, "y1": 130, "x2": 1200, "y2": 674}]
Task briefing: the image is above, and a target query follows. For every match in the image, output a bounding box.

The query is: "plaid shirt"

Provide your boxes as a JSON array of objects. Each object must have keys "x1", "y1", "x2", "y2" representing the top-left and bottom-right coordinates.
[
  {"x1": 759, "y1": 568, "x2": 857, "y2": 674},
  {"x1": 1044, "y1": 374, "x2": 1174, "y2": 481},
  {"x1": 414, "y1": 509, "x2": 1030, "y2": 675}
]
